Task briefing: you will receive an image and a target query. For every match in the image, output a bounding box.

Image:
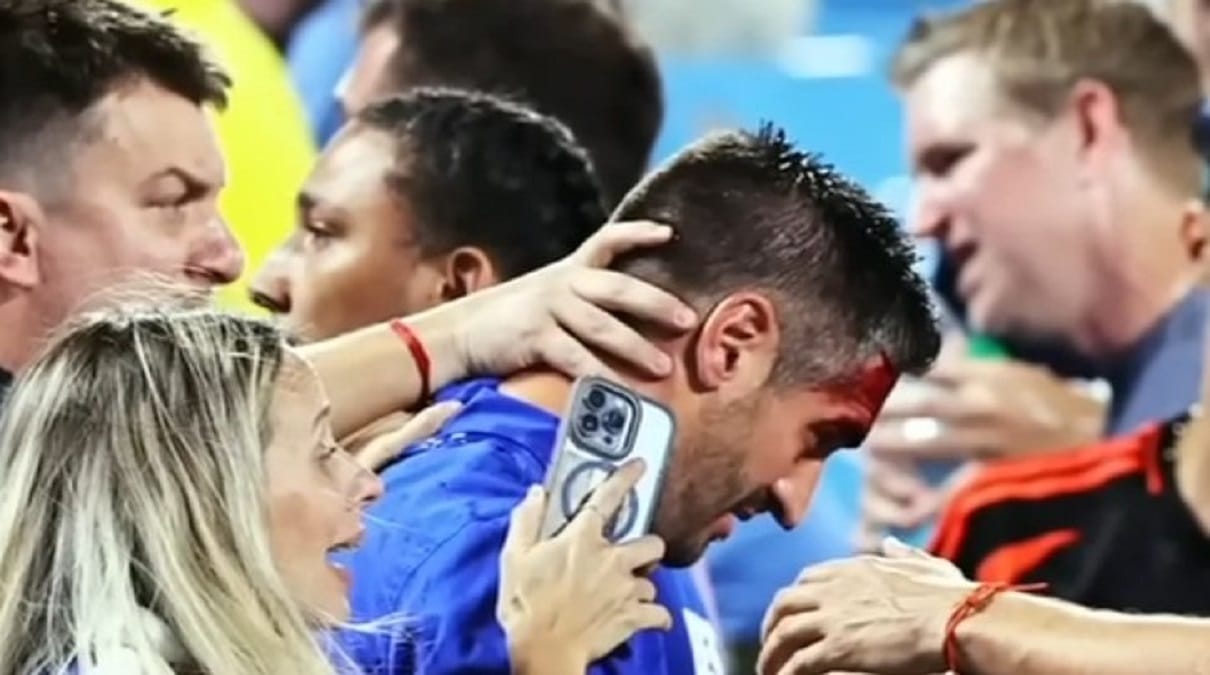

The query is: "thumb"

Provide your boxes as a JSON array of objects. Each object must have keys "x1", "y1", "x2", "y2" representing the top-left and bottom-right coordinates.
[{"x1": 504, "y1": 484, "x2": 547, "y2": 555}]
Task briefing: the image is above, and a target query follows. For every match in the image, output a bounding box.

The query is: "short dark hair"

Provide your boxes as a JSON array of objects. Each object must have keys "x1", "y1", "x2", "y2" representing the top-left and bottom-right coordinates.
[
  {"x1": 612, "y1": 124, "x2": 940, "y2": 385},
  {"x1": 356, "y1": 88, "x2": 607, "y2": 279},
  {"x1": 0, "y1": 0, "x2": 229, "y2": 189},
  {"x1": 369, "y1": 0, "x2": 662, "y2": 208}
]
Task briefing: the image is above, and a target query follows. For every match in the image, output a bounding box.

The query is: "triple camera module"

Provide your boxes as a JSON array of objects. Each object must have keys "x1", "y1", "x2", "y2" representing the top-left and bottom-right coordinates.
[{"x1": 571, "y1": 383, "x2": 635, "y2": 458}]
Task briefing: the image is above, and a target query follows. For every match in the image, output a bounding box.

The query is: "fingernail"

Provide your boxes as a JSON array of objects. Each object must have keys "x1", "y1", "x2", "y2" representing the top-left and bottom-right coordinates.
[
  {"x1": 652, "y1": 353, "x2": 673, "y2": 374},
  {"x1": 676, "y1": 308, "x2": 696, "y2": 328}
]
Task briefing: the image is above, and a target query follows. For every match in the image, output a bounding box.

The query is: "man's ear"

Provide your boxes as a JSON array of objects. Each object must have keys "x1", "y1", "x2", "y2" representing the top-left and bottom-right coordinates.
[
  {"x1": 438, "y1": 246, "x2": 500, "y2": 302},
  {"x1": 689, "y1": 292, "x2": 779, "y2": 393},
  {"x1": 1178, "y1": 198, "x2": 1208, "y2": 264},
  {"x1": 0, "y1": 191, "x2": 43, "y2": 290},
  {"x1": 1068, "y1": 78, "x2": 1126, "y2": 182}
]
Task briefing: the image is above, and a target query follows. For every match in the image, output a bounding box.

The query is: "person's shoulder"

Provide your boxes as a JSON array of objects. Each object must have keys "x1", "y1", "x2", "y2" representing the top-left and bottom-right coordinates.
[
  {"x1": 377, "y1": 377, "x2": 557, "y2": 506},
  {"x1": 931, "y1": 417, "x2": 1176, "y2": 578}
]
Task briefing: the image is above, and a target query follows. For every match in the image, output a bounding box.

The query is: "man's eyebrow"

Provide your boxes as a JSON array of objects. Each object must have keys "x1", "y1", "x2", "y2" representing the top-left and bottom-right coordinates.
[{"x1": 141, "y1": 166, "x2": 209, "y2": 191}]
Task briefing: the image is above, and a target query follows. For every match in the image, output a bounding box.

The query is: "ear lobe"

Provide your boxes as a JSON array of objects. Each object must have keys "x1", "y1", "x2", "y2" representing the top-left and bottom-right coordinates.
[
  {"x1": 438, "y1": 247, "x2": 499, "y2": 302},
  {"x1": 0, "y1": 192, "x2": 42, "y2": 289},
  {"x1": 691, "y1": 293, "x2": 779, "y2": 391}
]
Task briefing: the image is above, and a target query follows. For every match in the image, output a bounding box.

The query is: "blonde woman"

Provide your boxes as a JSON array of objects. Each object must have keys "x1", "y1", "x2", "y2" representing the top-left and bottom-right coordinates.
[{"x1": 0, "y1": 308, "x2": 668, "y2": 675}]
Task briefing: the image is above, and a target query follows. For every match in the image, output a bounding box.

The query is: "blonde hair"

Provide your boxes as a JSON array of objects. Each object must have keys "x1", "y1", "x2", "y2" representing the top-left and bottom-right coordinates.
[
  {"x1": 891, "y1": 0, "x2": 1204, "y2": 193},
  {"x1": 0, "y1": 306, "x2": 339, "y2": 675}
]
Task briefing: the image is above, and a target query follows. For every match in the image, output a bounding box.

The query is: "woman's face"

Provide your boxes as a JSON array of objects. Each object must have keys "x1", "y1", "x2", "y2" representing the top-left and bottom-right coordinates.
[{"x1": 264, "y1": 354, "x2": 383, "y2": 622}]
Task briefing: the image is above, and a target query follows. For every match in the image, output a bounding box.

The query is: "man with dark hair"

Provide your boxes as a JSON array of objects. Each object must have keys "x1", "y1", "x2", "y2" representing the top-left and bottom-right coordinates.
[
  {"x1": 257, "y1": 87, "x2": 606, "y2": 340},
  {"x1": 337, "y1": 124, "x2": 941, "y2": 674},
  {"x1": 340, "y1": 0, "x2": 663, "y2": 208},
  {"x1": 0, "y1": 0, "x2": 243, "y2": 394}
]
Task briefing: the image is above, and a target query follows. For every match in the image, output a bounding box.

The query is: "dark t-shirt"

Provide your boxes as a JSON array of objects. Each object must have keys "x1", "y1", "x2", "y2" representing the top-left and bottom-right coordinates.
[{"x1": 932, "y1": 412, "x2": 1210, "y2": 614}]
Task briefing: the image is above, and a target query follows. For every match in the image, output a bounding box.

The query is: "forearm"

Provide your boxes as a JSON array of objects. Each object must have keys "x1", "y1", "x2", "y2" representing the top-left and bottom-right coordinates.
[
  {"x1": 298, "y1": 303, "x2": 468, "y2": 439},
  {"x1": 957, "y1": 591, "x2": 1210, "y2": 675},
  {"x1": 509, "y1": 645, "x2": 586, "y2": 675}
]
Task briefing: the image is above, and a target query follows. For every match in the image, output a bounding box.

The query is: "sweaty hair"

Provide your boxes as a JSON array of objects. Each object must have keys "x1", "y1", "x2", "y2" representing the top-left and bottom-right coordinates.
[
  {"x1": 0, "y1": 306, "x2": 338, "y2": 675},
  {"x1": 612, "y1": 124, "x2": 940, "y2": 385},
  {"x1": 891, "y1": 0, "x2": 1203, "y2": 193},
  {"x1": 368, "y1": 0, "x2": 662, "y2": 208},
  {"x1": 356, "y1": 88, "x2": 607, "y2": 279},
  {"x1": 0, "y1": 0, "x2": 229, "y2": 192}
]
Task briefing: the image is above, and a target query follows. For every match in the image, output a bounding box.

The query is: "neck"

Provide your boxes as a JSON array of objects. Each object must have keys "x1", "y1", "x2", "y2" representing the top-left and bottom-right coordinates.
[
  {"x1": 0, "y1": 300, "x2": 44, "y2": 375},
  {"x1": 500, "y1": 345, "x2": 680, "y2": 416},
  {"x1": 501, "y1": 370, "x2": 577, "y2": 416},
  {"x1": 1080, "y1": 190, "x2": 1201, "y2": 357}
]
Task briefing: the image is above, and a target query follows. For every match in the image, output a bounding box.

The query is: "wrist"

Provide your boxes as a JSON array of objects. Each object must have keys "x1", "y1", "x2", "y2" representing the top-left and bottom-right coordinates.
[
  {"x1": 405, "y1": 302, "x2": 470, "y2": 392},
  {"x1": 508, "y1": 631, "x2": 585, "y2": 675},
  {"x1": 949, "y1": 583, "x2": 1035, "y2": 675}
]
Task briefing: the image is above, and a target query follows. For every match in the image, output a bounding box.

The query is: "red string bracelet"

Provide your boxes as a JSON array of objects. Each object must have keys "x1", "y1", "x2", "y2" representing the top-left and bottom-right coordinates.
[
  {"x1": 389, "y1": 318, "x2": 432, "y2": 404},
  {"x1": 944, "y1": 582, "x2": 1046, "y2": 673}
]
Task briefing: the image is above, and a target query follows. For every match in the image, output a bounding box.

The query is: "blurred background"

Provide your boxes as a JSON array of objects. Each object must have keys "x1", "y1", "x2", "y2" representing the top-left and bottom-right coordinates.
[{"x1": 137, "y1": 0, "x2": 1206, "y2": 672}]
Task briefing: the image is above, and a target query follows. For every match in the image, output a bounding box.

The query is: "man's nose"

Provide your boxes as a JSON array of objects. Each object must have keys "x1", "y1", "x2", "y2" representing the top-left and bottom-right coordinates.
[
  {"x1": 250, "y1": 243, "x2": 295, "y2": 313},
  {"x1": 190, "y1": 217, "x2": 245, "y2": 285},
  {"x1": 911, "y1": 181, "x2": 950, "y2": 240},
  {"x1": 771, "y1": 462, "x2": 824, "y2": 530}
]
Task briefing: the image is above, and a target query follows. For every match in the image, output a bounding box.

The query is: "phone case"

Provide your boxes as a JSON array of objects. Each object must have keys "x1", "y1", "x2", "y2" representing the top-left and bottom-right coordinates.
[{"x1": 538, "y1": 375, "x2": 677, "y2": 543}]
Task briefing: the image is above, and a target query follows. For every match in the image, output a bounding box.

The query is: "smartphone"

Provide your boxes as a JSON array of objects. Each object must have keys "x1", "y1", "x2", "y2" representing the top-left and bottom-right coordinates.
[{"x1": 538, "y1": 375, "x2": 676, "y2": 543}]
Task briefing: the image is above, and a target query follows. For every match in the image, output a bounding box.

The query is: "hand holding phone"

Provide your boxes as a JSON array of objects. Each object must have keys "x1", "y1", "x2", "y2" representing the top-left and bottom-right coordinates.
[{"x1": 539, "y1": 376, "x2": 676, "y2": 543}]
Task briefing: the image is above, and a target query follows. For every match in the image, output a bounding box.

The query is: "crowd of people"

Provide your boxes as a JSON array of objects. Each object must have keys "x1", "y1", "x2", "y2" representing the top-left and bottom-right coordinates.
[{"x1": 4, "y1": 0, "x2": 1210, "y2": 673}]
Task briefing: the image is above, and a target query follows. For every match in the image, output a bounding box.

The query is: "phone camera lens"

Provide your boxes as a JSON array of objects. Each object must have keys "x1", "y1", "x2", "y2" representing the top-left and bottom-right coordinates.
[
  {"x1": 585, "y1": 389, "x2": 606, "y2": 410},
  {"x1": 578, "y1": 414, "x2": 599, "y2": 434},
  {"x1": 602, "y1": 409, "x2": 625, "y2": 434}
]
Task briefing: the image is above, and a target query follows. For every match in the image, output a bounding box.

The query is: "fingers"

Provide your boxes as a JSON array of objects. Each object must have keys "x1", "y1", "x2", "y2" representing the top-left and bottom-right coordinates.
[
  {"x1": 626, "y1": 601, "x2": 673, "y2": 632},
  {"x1": 773, "y1": 643, "x2": 830, "y2": 675},
  {"x1": 760, "y1": 585, "x2": 819, "y2": 643},
  {"x1": 354, "y1": 401, "x2": 463, "y2": 471},
  {"x1": 570, "y1": 221, "x2": 675, "y2": 267},
  {"x1": 613, "y1": 534, "x2": 666, "y2": 571},
  {"x1": 574, "y1": 459, "x2": 646, "y2": 533},
  {"x1": 535, "y1": 330, "x2": 621, "y2": 383},
  {"x1": 568, "y1": 267, "x2": 696, "y2": 332},
  {"x1": 629, "y1": 576, "x2": 658, "y2": 603},
  {"x1": 503, "y1": 485, "x2": 548, "y2": 557},
  {"x1": 758, "y1": 612, "x2": 825, "y2": 675},
  {"x1": 875, "y1": 388, "x2": 989, "y2": 424},
  {"x1": 550, "y1": 294, "x2": 673, "y2": 377},
  {"x1": 861, "y1": 460, "x2": 937, "y2": 531}
]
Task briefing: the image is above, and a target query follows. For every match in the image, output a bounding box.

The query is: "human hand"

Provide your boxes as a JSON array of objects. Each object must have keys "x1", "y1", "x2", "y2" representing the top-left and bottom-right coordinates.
[
  {"x1": 758, "y1": 538, "x2": 973, "y2": 675},
  {"x1": 339, "y1": 401, "x2": 462, "y2": 471},
  {"x1": 499, "y1": 460, "x2": 672, "y2": 674},
  {"x1": 864, "y1": 354, "x2": 1106, "y2": 463},
  {"x1": 453, "y1": 221, "x2": 698, "y2": 382},
  {"x1": 855, "y1": 455, "x2": 977, "y2": 553}
]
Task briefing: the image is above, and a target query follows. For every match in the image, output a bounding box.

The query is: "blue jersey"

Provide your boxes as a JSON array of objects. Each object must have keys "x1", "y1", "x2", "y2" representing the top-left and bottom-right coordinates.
[{"x1": 337, "y1": 378, "x2": 725, "y2": 675}]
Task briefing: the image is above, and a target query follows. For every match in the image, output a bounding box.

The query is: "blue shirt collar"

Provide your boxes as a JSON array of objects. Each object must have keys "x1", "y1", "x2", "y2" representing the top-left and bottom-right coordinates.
[{"x1": 431, "y1": 377, "x2": 562, "y2": 465}]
